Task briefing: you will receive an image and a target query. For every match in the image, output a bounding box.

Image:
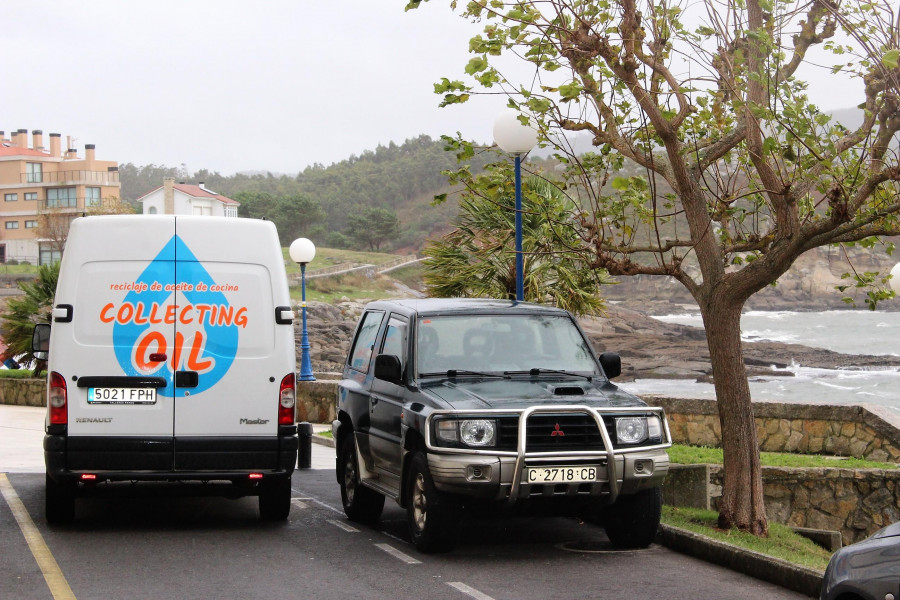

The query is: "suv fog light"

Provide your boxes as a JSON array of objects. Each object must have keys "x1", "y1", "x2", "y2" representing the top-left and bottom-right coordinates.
[
  {"x1": 460, "y1": 419, "x2": 496, "y2": 447},
  {"x1": 466, "y1": 465, "x2": 492, "y2": 482},
  {"x1": 616, "y1": 417, "x2": 648, "y2": 444},
  {"x1": 633, "y1": 459, "x2": 653, "y2": 475}
]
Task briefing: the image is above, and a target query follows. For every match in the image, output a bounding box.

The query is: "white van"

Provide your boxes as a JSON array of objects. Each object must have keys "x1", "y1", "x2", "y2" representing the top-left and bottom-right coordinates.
[{"x1": 34, "y1": 215, "x2": 298, "y2": 524}]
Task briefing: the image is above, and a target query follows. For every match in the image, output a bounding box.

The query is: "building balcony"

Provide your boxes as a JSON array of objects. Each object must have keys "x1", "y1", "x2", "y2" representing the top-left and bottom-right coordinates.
[{"x1": 20, "y1": 170, "x2": 120, "y2": 186}]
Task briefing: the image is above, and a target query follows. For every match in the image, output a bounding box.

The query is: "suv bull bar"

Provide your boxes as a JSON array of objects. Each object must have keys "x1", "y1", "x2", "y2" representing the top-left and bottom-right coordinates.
[{"x1": 424, "y1": 404, "x2": 672, "y2": 505}]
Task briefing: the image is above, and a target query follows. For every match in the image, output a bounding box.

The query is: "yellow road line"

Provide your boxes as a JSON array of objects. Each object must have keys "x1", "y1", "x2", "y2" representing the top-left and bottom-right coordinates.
[{"x1": 0, "y1": 473, "x2": 77, "y2": 600}]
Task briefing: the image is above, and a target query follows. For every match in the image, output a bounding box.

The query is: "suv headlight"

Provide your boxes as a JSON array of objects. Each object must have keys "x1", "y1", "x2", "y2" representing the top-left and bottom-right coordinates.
[
  {"x1": 615, "y1": 416, "x2": 662, "y2": 444},
  {"x1": 434, "y1": 418, "x2": 496, "y2": 447}
]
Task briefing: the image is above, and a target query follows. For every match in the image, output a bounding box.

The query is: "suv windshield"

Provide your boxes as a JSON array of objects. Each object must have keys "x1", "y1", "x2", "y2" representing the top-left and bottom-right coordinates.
[{"x1": 416, "y1": 314, "x2": 599, "y2": 377}]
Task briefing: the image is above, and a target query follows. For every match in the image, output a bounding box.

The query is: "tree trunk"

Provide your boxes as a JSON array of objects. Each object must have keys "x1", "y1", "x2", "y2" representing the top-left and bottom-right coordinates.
[{"x1": 700, "y1": 294, "x2": 768, "y2": 536}]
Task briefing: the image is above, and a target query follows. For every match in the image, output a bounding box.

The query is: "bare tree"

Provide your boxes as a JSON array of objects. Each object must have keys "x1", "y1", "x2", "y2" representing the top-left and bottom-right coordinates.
[{"x1": 411, "y1": 0, "x2": 900, "y2": 534}]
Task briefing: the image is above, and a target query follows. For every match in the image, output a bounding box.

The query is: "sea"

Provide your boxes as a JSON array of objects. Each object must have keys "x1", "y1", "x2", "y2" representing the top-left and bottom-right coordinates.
[{"x1": 617, "y1": 310, "x2": 900, "y2": 415}]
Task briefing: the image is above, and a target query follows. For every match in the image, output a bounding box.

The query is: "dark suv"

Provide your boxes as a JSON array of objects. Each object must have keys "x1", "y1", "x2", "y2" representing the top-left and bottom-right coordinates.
[{"x1": 333, "y1": 298, "x2": 671, "y2": 552}]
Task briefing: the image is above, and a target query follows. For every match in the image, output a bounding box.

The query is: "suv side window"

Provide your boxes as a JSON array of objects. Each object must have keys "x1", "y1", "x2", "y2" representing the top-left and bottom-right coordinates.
[
  {"x1": 348, "y1": 310, "x2": 385, "y2": 373},
  {"x1": 380, "y1": 315, "x2": 408, "y2": 375}
]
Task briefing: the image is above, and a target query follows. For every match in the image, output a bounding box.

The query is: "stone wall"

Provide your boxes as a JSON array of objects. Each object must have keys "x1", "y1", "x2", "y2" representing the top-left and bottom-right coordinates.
[
  {"x1": 651, "y1": 396, "x2": 900, "y2": 462},
  {"x1": 296, "y1": 380, "x2": 338, "y2": 424},
  {"x1": 0, "y1": 378, "x2": 46, "y2": 406},
  {"x1": 664, "y1": 463, "x2": 900, "y2": 545}
]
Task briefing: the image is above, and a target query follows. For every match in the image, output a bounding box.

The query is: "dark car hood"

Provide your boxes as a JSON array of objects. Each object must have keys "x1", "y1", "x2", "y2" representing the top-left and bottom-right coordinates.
[{"x1": 421, "y1": 377, "x2": 648, "y2": 410}]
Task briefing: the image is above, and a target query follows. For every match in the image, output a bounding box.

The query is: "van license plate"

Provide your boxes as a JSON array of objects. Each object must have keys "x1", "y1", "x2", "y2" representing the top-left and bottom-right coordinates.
[
  {"x1": 525, "y1": 466, "x2": 598, "y2": 483},
  {"x1": 88, "y1": 387, "x2": 157, "y2": 405}
]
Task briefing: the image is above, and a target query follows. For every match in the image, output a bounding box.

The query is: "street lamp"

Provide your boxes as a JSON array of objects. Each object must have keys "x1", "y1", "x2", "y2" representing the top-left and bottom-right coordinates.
[
  {"x1": 289, "y1": 238, "x2": 316, "y2": 381},
  {"x1": 493, "y1": 109, "x2": 538, "y2": 302},
  {"x1": 891, "y1": 263, "x2": 900, "y2": 296}
]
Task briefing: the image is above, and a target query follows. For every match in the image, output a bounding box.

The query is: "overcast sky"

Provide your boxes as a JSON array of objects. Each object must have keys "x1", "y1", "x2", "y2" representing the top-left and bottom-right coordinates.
[{"x1": 2, "y1": 1, "x2": 864, "y2": 176}]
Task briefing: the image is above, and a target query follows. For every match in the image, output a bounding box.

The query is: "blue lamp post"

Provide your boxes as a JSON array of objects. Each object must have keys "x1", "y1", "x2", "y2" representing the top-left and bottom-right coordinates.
[
  {"x1": 290, "y1": 238, "x2": 316, "y2": 381},
  {"x1": 493, "y1": 109, "x2": 538, "y2": 302}
]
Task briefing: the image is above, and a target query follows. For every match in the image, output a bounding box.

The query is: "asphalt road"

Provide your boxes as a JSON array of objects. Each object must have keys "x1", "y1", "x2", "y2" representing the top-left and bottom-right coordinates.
[
  {"x1": 1, "y1": 405, "x2": 811, "y2": 599},
  {"x1": 0, "y1": 466, "x2": 813, "y2": 600}
]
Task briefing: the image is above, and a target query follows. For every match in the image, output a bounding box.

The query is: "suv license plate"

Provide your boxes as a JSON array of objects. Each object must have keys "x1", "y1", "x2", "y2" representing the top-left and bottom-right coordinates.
[
  {"x1": 88, "y1": 387, "x2": 157, "y2": 405},
  {"x1": 525, "y1": 466, "x2": 598, "y2": 484}
]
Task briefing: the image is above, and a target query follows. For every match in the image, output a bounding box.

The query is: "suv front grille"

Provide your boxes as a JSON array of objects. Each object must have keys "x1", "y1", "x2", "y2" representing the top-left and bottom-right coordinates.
[{"x1": 497, "y1": 414, "x2": 605, "y2": 451}]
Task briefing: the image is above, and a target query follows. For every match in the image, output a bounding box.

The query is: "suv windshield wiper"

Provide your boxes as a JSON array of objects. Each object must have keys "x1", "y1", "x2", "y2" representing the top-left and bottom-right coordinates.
[
  {"x1": 503, "y1": 368, "x2": 594, "y2": 382},
  {"x1": 420, "y1": 370, "x2": 510, "y2": 379}
]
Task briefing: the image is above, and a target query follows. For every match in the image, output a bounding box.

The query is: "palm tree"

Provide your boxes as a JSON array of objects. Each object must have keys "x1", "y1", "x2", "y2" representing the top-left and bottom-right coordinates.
[
  {"x1": 424, "y1": 168, "x2": 612, "y2": 316},
  {"x1": 1, "y1": 262, "x2": 59, "y2": 375}
]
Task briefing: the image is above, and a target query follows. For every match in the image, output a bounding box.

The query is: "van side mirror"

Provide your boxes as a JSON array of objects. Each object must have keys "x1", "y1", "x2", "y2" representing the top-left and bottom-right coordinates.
[
  {"x1": 31, "y1": 323, "x2": 50, "y2": 360},
  {"x1": 32, "y1": 324, "x2": 50, "y2": 354},
  {"x1": 599, "y1": 352, "x2": 621, "y2": 380},
  {"x1": 373, "y1": 354, "x2": 402, "y2": 383}
]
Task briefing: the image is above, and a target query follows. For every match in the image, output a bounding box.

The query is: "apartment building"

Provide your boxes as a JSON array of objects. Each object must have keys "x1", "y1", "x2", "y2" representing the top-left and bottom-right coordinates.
[
  {"x1": 0, "y1": 129, "x2": 121, "y2": 264},
  {"x1": 139, "y1": 177, "x2": 240, "y2": 217}
]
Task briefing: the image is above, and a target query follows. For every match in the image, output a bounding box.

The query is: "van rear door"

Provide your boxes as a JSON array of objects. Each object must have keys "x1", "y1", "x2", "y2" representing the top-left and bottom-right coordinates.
[
  {"x1": 170, "y1": 217, "x2": 292, "y2": 470},
  {"x1": 63, "y1": 217, "x2": 177, "y2": 469}
]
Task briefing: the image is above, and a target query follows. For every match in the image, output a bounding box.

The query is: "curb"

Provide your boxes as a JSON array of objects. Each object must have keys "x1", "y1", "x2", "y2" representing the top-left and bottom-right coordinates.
[
  {"x1": 656, "y1": 523, "x2": 824, "y2": 598},
  {"x1": 312, "y1": 433, "x2": 335, "y2": 449}
]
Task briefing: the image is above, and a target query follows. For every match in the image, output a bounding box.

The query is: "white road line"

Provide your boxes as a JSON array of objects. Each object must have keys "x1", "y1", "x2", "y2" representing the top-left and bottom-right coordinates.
[
  {"x1": 290, "y1": 499, "x2": 308, "y2": 509},
  {"x1": 292, "y1": 491, "x2": 343, "y2": 514},
  {"x1": 327, "y1": 519, "x2": 359, "y2": 533},
  {"x1": 0, "y1": 474, "x2": 77, "y2": 600},
  {"x1": 374, "y1": 543, "x2": 422, "y2": 564},
  {"x1": 448, "y1": 582, "x2": 496, "y2": 600}
]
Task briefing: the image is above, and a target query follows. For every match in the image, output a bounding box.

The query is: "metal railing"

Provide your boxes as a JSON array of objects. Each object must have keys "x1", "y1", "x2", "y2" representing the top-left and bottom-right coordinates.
[{"x1": 19, "y1": 170, "x2": 120, "y2": 185}]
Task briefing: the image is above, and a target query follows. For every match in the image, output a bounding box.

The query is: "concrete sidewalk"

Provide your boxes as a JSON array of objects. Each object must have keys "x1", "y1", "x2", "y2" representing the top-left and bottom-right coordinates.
[{"x1": 0, "y1": 404, "x2": 335, "y2": 473}]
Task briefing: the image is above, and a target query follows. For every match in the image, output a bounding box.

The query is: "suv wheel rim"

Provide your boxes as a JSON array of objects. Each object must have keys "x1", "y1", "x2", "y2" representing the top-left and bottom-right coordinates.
[
  {"x1": 412, "y1": 473, "x2": 427, "y2": 532},
  {"x1": 344, "y1": 454, "x2": 357, "y2": 504}
]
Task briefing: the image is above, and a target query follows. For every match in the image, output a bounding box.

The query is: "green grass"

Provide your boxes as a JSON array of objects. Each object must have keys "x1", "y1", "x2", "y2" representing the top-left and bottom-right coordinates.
[
  {"x1": 661, "y1": 506, "x2": 833, "y2": 572},
  {"x1": 669, "y1": 444, "x2": 897, "y2": 470}
]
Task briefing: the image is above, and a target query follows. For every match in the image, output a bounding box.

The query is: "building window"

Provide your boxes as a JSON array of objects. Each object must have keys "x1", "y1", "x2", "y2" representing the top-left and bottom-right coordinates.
[
  {"x1": 85, "y1": 187, "x2": 101, "y2": 207},
  {"x1": 46, "y1": 187, "x2": 77, "y2": 208},
  {"x1": 27, "y1": 162, "x2": 42, "y2": 183},
  {"x1": 25, "y1": 220, "x2": 38, "y2": 229},
  {"x1": 4, "y1": 194, "x2": 17, "y2": 202},
  {"x1": 39, "y1": 244, "x2": 61, "y2": 266},
  {"x1": 24, "y1": 192, "x2": 37, "y2": 201},
  {"x1": 5, "y1": 221, "x2": 19, "y2": 230},
  {"x1": 148, "y1": 206, "x2": 158, "y2": 215},
  {"x1": 224, "y1": 205, "x2": 238, "y2": 218}
]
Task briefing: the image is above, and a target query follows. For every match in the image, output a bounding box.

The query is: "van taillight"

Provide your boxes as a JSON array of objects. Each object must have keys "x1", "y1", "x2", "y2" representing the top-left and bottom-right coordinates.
[
  {"x1": 49, "y1": 371, "x2": 67, "y2": 425},
  {"x1": 278, "y1": 373, "x2": 296, "y2": 425}
]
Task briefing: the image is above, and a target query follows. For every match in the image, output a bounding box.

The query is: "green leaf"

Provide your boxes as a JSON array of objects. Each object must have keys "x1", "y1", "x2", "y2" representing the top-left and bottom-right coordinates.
[
  {"x1": 465, "y1": 56, "x2": 489, "y2": 75},
  {"x1": 881, "y1": 49, "x2": 900, "y2": 70},
  {"x1": 611, "y1": 177, "x2": 629, "y2": 190}
]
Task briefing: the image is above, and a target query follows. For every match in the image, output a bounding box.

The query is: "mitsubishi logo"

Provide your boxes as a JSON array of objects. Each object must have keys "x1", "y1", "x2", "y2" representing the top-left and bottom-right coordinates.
[{"x1": 551, "y1": 423, "x2": 566, "y2": 437}]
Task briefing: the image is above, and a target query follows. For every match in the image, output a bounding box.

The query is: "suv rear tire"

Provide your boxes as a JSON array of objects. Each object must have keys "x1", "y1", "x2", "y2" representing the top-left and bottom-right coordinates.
[
  {"x1": 406, "y1": 452, "x2": 458, "y2": 553},
  {"x1": 339, "y1": 435, "x2": 385, "y2": 524},
  {"x1": 602, "y1": 486, "x2": 662, "y2": 549},
  {"x1": 45, "y1": 473, "x2": 75, "y2": 525}
]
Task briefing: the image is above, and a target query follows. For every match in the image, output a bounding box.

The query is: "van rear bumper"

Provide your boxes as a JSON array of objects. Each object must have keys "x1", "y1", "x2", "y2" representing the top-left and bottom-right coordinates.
[{"x1": 45, "y1": 433, "x2": 298, "y2": 484}]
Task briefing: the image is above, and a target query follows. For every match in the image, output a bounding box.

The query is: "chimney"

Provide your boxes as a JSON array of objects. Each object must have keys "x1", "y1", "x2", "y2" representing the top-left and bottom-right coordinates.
[
  {"x1": 17, "y1": 129, "x2": 27, "y2": 148},
  {"x1": 163, "y1": 177, "x2": 175, "y2": 215},
  {"x1": 0, "y1": 131, "x2": 5, "y2": 144},
  {"x1": 32, "y1": 130, "x2": 43, "y2": 151},
  {"x1": 49, "y1": 133, "x2": 61, "y2": 158},
  {"x1": 85, "y1": 144, "x2": 96, "y2": 163}
]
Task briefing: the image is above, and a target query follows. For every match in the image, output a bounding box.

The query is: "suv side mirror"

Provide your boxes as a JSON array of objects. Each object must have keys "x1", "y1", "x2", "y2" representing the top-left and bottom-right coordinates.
[
  {"x1": 32, "y1": 324, "x2": 50, "y2": 355},
  {"x1": 599, "y1": 352, "x2": 621, "y2": 380},
  {"x1": 373, "y1": 354, "x2": 402, "y2": 383}
]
